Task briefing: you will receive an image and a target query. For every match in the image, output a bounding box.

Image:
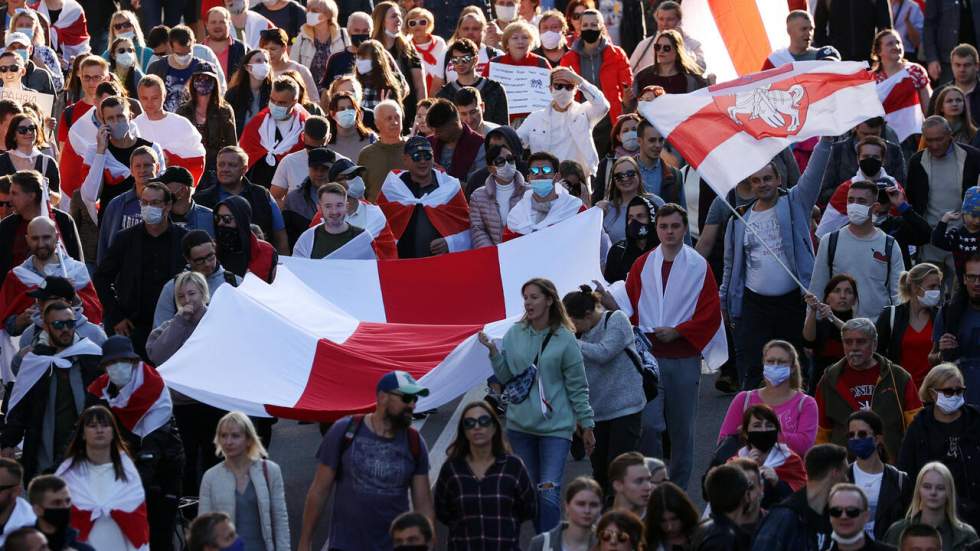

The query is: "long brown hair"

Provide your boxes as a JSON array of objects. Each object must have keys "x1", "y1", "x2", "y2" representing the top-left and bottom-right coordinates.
[
  {"x1": 934, "y1": 86, "x2": 978, "y2": 140},
  {"x1": 520, "y1": 278, "x2": 575, "y2": 331},
  {"x1": 653, "y1": 29, "x2": 703, "y2": 77},
  {"x1": 446, "y1": 401, "x2": 510, "y2": 462},
  {"x1": 357, "y1": 39, "x2": 406, "y2": 99},
  {"x1": 598, "y1": 510, "x2": 647, "y2": 550},
  {"x1": 644, "y1": 482, "x2": 700, "y2": 548},
  {"x1": 187, "y1": 71, "x2": 223, "y2": 115},
  {"x1": 328, "y1": 91, "x2": 373, "y2": 140},
  {"x1": 371, "y1": 1, "x2": 419, "y2": 63},
  {"x1": 63, "y1": 405, "x2": 132, "y2": 482}
]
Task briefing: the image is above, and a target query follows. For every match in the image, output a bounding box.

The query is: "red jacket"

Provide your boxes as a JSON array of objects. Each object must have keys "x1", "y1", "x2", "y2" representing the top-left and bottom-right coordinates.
[
  {"x1": 560, "y1": 43, "x2": 633, "y2": 122},
  {"x1": 248, "y1": 234, "x2": 277, "y2": 283}
]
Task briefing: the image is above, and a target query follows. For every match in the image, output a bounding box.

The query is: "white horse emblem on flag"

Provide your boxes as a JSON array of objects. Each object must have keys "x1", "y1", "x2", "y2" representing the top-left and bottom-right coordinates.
[{"x1": 726, "y1": 83, "x2": 807, "y2": 133}]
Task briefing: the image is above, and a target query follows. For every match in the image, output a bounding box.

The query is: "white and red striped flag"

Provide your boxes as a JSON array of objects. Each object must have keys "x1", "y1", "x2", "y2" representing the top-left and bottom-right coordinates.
[
  {"x1": 639, "y1": 61, "x2": 884, "y2": 197},
  {"x1": 32, "y1": 0, "x2": 91, "y2": 60},
  {"x1": 158, "y1": 209, "x2": 606, "y2": 420},
  {"x1": 877, "y1": 68, "x2": 924, "y2": 141},
  {"x1": 683, "y1": 0, "x2": 789, "y2": 83}
]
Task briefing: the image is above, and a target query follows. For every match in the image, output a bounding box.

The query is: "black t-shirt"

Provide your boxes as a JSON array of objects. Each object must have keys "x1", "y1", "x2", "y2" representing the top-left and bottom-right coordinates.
[
  {"x1": 930, "y1": 414, "x2": 966, "y2": 462},
  {"x1": 396, "y1": 171, "x2": 440, "y2": 259},
  {"x1": 254, "y1": 1, "x2": 307, "y2": 38},
  {"x1": 963, "y1": 1, "x2": 977, "y2": 54},
  {"x1": 137, "y1": 227, "x2": 179, "y2": 325}
]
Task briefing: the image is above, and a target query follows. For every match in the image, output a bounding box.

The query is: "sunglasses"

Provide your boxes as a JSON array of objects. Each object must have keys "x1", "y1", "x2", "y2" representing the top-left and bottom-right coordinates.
[
  {"x1": 113, "y1": 22, "x2": 134, "y2": 31},
  {"x1": 215, "y1": 214, "x2": 236, "y2": 225},
  {"x1": 828, "y1": 506, "x2": 863, "y2": 519},
  {"x1": 552, "y1": 83, "x2": 574, "y2": 91},
  {"x1": 451, "y1": 55, "x2": 474, "y2": 65},
  {"x1": 116, "y1": 48, "x2": 136, "y2": 55},
  {"x1": 571, "y1": 11, "x2": 584, "y2": 20},
  {"x1": 529, "y1": 165, "x2": 554, "y2": 175},
  {"x1": 613, "y1": 169, "x2": 637, "y2": 182},
  {"x1": 388, "y1": 391, "x2": 418, "y2": 404},
  {"x1": 0, "y1": 65, "x2": 20, "y2": 73},
  {"x1": 600, "y1": 530, "x2": 631, "y2": 543},
  {"x1": 846, "y1": 430, "x2": 873, "y2": 439},
  {"x1": 492, "y1": 156, "x2": 516, "y2": 167},
  {"x1": 407, "y1": 19, "x2": 428, "y2": 27},
  {"x1": 654, "y1": 43, "x2": 673, "y2": 53},
  {"x1": 15, "y1": 125, "x2": 36, "y2": 134},
  {"x1": 936, "y1": 387, "x2": 967, "y2": 397},
  {"x1": 410, "y1": 151, "x2": 433, "y2": 162},
  {"x1": 462, "y1": 415, "x2": 493, "y2": 430},
  {"x1": 50, "y1": 319, "x2": 77, "y2": 330}
]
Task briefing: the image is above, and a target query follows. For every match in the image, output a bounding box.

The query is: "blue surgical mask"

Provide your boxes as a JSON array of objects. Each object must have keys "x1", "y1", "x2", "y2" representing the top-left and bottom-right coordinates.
[
  {"x1": 762, "y1": 364, "x2": 791, "y2": 387},
  {"x1": 221, "y1": 537, "x2": 245, "y2": 551},
  {"x1": 269, "y1": 103, "x2": 291, "y2": 121},
  {"x1": 14, "y1": 49, "x2": 27, "y2": 62},
  {"x1": 335, "y1": 108, "x2": 357, "y2": 129},
  {"x1": 530, "y1": 179, "x2": 553, "y2": 197},
  {"x1": 15, "y1": 28, "x2": 33, "y2": 39},
  {"x1": 847, "y1": 436, "x2": 877, "y2": 460}
]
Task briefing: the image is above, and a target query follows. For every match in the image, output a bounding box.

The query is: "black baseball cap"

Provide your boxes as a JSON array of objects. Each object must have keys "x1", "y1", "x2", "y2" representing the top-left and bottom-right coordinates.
[
  {"x1": 27, "y1": 276, "x2": 76, "y2": 301},
  {"x1": 308, "y1": 147, "x2": 338, "y2": 168},
  {"x1": 404, "y1": 136, "x2": 432, "y2": 156},
  {"x1": 328, "y1": 158, "x2": 366, "y2": 181},
  {"x1": 154, "y1": 166, "x2": 195, "y2": 187}
]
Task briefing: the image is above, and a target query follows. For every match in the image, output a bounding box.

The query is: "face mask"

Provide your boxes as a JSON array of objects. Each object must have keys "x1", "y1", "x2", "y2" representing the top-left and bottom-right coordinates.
[
  {"x1": 621, "y1": 130, "x2": 639, "y2": 151},
  {"x1": 350, "y1": 33, "x2": 370, "y2": 46},
  {"x1": 540, "y1": 30, "x2": 562, "y2": 50},
  {"x1": 216, "y1": 225, "x2": 242, "y2": 252},
  {"x1": 117, "y1": 30, "x2": 136, "y2": 40},
  {"x1": 228, "y1": 0, "x2": 247, "y2": 14},
  {"x1": 831, "y1": 532, "x2": 865, "y2": 546},
  {"x1": 531, "y1": 179, "x2": 553, "y2": 197},
  {"x1": 859, "y1": 157, "x2": 882, "y2": 177},
  {"x1": 16, "y1": 28, "x2": 33, "y2": 39},
  {"x1": 173, "y1": 52, "x2": 193, "y2": 65},
  {"x1": 763, "y1": 364, "x2": 791, "y2": 387},
  {"x1": 307, "y1": 12, "x2": 324, "y2": 25},
  {"x1": 13, "y1": 49, "x2": 27, "y2": 63},
  {"x1": 552, "y1": 88, "x2": 574, "y2": 108},
  {"x1": 581, "y1": 29, "x2": 601, "y2": 43},
  {"x1": 193, "y1": 78, "x2": 216, "y2": 95},
  {"x1": 495, "y1": 161, "x2": 516, "y2": 181},
  {"x1": 335, "y1": 108, "x2": 357, "y2": 128},
  {"x1": 141, "y1": 205, "x2": 164, "y2": 225},
  {"x1": 846, "y1": 203, "x2": 871, "y2": 225},
  {"x1": 269, "y1": 103, "x2": 291, "y2": 121},
  {"x1": 746, "y1": 429, "x2": 778, "y2": 453},
  {"x1": 847, "y1": 435, "x2": 877, "y2": 460},
  {"x1": 355, "y1": 58, "x2": 373, "y2": 74},
  {"x1": 626, "y1": 218, "x2": 651, "y2": 240},
  {"x1": 106, "y1": 361, "x2": 134, "y2": 387},
  {"x1": 347, "y1": 176, "x2": 366, "y2": 199},
  {"x1": 920, "y1": 289, "x2": 941, "y2": 307},
  {"x1": 115, "y1": 51, "x2": 136, "y2": 68},
  {"x1": 936, "y1": 392, "x2": 965, "y2": 414},
  {"x1": 110, "y1": 120, "x2": 130, "y2": 140},
  {"x1": 384, "y1": 29, "x2": 401, "y2": 38},
  {"x1": 495, "y1": 4, "x2": 517, "y2": 21},
  {"x1": 42, "y1": 506, "x2": 71, "y2": 529},
  {"x1": 221, "y1": 537, "x2": 246, "y2": 551},
  {"x1": 248, "y1": 61, "x2": 270, "y2": 79}
]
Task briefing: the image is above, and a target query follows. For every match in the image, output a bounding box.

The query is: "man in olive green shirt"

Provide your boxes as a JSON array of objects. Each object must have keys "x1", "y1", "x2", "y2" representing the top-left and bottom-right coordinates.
[{"x1": 293, "y1": 182, "x2": 366, "y2": 259}]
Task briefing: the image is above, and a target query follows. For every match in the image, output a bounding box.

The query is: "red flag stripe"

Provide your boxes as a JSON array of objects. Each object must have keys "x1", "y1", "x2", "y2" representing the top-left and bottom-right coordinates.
[
  {"x1": 882, "y1": 78, "x2": 920, "y2": 112},
  {"x1": 670, "y1": 70, "x2": 873, "y2": 168},
  {"x1": 707, "y1": 0, "x2": 772, "y2": 76}
]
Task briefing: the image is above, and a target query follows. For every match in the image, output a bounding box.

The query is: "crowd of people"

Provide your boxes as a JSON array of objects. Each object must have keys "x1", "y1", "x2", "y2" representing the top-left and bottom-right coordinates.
[{"x1": 0, "y1": 0, "x2": 975, "y2": 550}]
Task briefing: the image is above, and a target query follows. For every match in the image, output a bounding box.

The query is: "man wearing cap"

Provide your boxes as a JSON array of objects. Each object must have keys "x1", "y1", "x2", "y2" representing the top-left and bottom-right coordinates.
[
  {"x1": 305, "y1": 158, "x2": 399, "y2": 259},
  {"x1": 2, "y1": 301, "x2": 103, "y2": 481},
  {"x1": 12, "y1": 275, "x2": 106, "y2": 350},
  {"x1": 377, "y1": 136, "x2": 471, "y2": 258},
  {"x1": 88, "y1": 335, "x2": 184, "y2": 551},
  {"x1": 1, "y1": 39, "x2": 54, "y2": 95},
  {"x1": 270, "y1": 115, "x2": 334, "y2": 206},
  {"x1": 157, "y1": 166, "x2": 215, "y2": 236},
  {"x1": 153, "y1": 230, "x2": 241, "y2": 329},
  {"x1": 134, "y1": 74, "x2": 209, "y2": 186},
  {"x1": 298, "y1": 370, "x2": 434, "y2": 551},
  {"x1": 282, "y1": 146, "x2": 346, "y2": 247},
  {"x1": 293, "y1": 182, "x2": 369, "y2": 259}
]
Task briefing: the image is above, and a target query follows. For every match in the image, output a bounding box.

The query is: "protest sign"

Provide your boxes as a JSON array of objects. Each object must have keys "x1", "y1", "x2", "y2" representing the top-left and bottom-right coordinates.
[
  {"x1": 488, "y1": 62, "x2": 552, "y2": 116},
  {"x1": 0, "y1": 87, "x2": 54, "y2": 118}
]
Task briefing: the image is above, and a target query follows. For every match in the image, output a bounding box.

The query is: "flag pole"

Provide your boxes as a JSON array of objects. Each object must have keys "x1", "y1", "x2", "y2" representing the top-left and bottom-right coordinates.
[{"x1": 39, "y1": 174, "x2": 69, "y2": 278}]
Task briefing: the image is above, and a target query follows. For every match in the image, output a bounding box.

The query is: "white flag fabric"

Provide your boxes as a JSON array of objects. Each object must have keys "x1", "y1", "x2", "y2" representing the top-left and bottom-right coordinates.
[{"x1": 876, "y1": 68, "x2": 924, "y2": 142}]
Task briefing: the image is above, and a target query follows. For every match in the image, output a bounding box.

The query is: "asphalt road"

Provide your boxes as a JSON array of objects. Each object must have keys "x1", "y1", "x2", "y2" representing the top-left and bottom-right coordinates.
[{"x1": 267, "y1": 373, "x2": 735, "y2": 550}]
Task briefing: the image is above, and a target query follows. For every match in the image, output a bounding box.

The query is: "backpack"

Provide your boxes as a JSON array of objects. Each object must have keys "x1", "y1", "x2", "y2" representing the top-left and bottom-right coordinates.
[
  {"x1": 603, "y1": 312, "x2": 659, "y2": 402},
  {"x1": 334, "y1": 414, "x2": 422, "y2": 481},
  {"x1": 826, "y1": 230, "x2": 895, "y2": 304}
]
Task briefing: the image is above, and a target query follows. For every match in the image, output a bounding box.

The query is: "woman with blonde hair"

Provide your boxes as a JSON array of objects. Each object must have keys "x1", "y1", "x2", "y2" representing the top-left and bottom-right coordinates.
[
  {"x1": 101, "y1": 10, "x2": 155, "y2": 70},
  {"x1": 884, "y1": 461, "x2": 979, "y2": 551},
  {"x1": 485, "y1": 20, "x2": 550, "y2": 122},
  {"x1": 875, "y1": 262, "x2": 942, "y2": 387},
  {"x1": 898, "y1": 364, "x2": 980, "y2": 534},
  {"x1": 199, "y1": 412, "x2": 290, "y2": 551},
  {"x1": 632, "y1": 29, "x2": 706, "y2": 95},
  {"x1": 293, "y1": 0, "x2": 349, "y2": 93},
  {"x1": 8, "y1": 9, "x2": 63, "y2": 92},
  {"x1": 403, "y1": 8, "x2": 446, "y2": 91}
]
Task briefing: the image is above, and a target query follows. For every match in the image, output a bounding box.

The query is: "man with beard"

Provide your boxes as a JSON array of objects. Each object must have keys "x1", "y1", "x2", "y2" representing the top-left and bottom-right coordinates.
[
  {"x1": 26, "y1": 475, "x2": 94, "y2": 551},
  {"x1": 298, "y1": 371, "x2": 434, "y2": 551}
]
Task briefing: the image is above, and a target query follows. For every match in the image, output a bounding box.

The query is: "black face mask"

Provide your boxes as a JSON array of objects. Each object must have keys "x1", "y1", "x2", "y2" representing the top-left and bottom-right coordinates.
[
  {"x1": 350, "y1": 34, "x2": 370, "y2": 47},
  {"x1": 747, "y1": 429, "x2": 778, "y2": 453},
  {"x1": 581, "y1": 29, "x2": 601, "y2": 44},
  {"x1": 42, "y1": 507, "x2": 71, "y2": 528},
  {"x1": 626, "y1": 218, "x2": 652, "y2": 240},
  {"x1": 859, "y1": 157, "x2": 882, "y2": 176},
  {"x1": 216, "y1": 225, "x2": 243, "y2": 252}
]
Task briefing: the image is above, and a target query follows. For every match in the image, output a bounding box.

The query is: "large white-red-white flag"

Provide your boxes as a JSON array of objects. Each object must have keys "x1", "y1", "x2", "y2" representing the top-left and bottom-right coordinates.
[
  {"x1": 683, "y1": 0, "x2": 789, "y2": 83},
  {"x1": 877, "y1": 68, "x2": 923, "y2": 142},
  {"x1": 159, "y1": 209, "x2": 606, "y2": 420},
  {"x1": 639, "y1": 61, "x2": 884, "y2": 197}
]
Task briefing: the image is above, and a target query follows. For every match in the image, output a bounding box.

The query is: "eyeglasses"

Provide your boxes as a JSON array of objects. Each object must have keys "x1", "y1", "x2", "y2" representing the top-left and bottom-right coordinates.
[
  {"x1": 113, "y1": 22, "x2": 134, "y2": 31},
  {"x1": 613, "y1": 169, "x2": 637, "y2": 182},
  {"x1": 388, "y1": 391, "x2": 418, "y2": 404},
  {"x1": 654, "y1": 43, "x2": 673, "y2": 53},
  {"x1": 965, "y1": 274, "x2": 980, "y2": 283},
  {"x1": 846, "y1": 430, "x2": 873, "y2": 439},
  {"x1": 571, "y1": 11, "x2": 584, "y2": 20},
  {"x1": 410, "y1": 151, "x2": 433, "y2": 162},
  {"x1": 462, "y1": 415, "x2": 493, "y2": 430},
  {"x1": 50, "y1": 319, "x2": 77, "y2": 330},
  {"x1": 190, "y1": 252, "x2": 216, "y2": 265},
  {"x1": 450, "y1": 55, "x2": 474, "y2": 65},
  {"x1": 15, "y1": 125, "x2": 36, "y2": 134},
  {"x1": 215, "y1": 214, "x2": 236, "y2": 225},
  {"x1": 935, "y1": 387, "x2": 967, "y2": 397},
  {"x1": 529, "y1": 165, "x2": 555, "y2": 175},
  {"x1": 552, "y1": 83, "x2": 574, "y2": 91},
  {"x1": 599, "y1": 530, "x2": 631, "y2": 543},
  {"x1": 80, "y1": 74, "x2": 105, "y2": 82},
  {"x1": 407, "y1": 19, "x2": 428, "y2": 27},
  {"x1": 0, "y1": 65, "x2": 20, "y2": 73},
  {"x1": 828, "y1": 506, "x2": 864, "y2": 519},
  {"x1": 492, "y1": 156, "x2": 516, "y2": 167}
]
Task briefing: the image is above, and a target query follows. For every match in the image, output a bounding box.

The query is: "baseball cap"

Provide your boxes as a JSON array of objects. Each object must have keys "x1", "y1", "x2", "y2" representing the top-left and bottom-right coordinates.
[
  {"x1": 328, "y1": 158, "x2": 366, "y2": 181},
  {"x1": 404, "y1": 136, "x2": 432, "y2": 156},
  {"x1": 27, "y1": 276, "x2": 76, "y2": 301},
  {"x1": 154, "y1": 166, "x2": 195, "y2": 187},
  {"x1": 376, "y1": 370, "x2": 430, "y2": 397},
  {"x1": 308, "y1": 147, "x2": 338, "y2": 168},
  {"x1": 815, "y1": 46, "x2": 841, "y2": 61},
  {"x1": 304, "y1": 116, "x2": 330, "y2": 141},
  {"x1": 4, "y1": 32, "x2": 30, "y2": 49}
]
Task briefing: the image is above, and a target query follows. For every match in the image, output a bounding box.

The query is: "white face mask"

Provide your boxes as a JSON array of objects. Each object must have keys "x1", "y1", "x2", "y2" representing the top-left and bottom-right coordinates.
[
  {"x1": 106, "y1": 361, "x2": 134, "y2": 387},
  {"x1": 540, "y1": 30, "x2": 562, "y2": 50},
  {"x1": 306, "y1": 12, "x2": 323, "y2": 26},
  {"x1": 335, "y1": 108, "x2": 357, "y2": 128},
  {"x1": 355, "y1": 58, "x2": 373, "y2": 74},
  {"x1": 173, "y1": 52, "x2": 193, "y2": 66},
  {"x1": 552, "y1": 88, "x2": 574, "y2": 108},
  {"x1": 248, "y1": 61, "x2": 271, "y2": 79},
  {"x1": 495, "y1": 161, "x2": 516, "y2": 182},
  {"x1": 141, "y1": 205, "x2": 164, "y2": 225},
  {"x1": 831, "y1": 531, "x2": 865, "y2": 546},
  {"x1": 763, "y1": 364, "x2": 791, "y2": 387},
  {"x1": 846, "y1": 203, "x2": 871, "y2": 225},
  {"x1": 621, "y1": 130, "x2": 639, "y2": 151},
  {"x1": 115, "y1": 51, "x2": 136, "y2": 68},
  {"x1": 919, "y1": 289, "x2": 941, "y2": 307},
  {"x1": 346, "y1": 176, "x2": 366, "y2": 199},
  {"x1": 495, "y1": 4, "x2": 518, "y2": 21},
  {"x1": 936, "y1": 392, "x2": 965, "y2": 414}
]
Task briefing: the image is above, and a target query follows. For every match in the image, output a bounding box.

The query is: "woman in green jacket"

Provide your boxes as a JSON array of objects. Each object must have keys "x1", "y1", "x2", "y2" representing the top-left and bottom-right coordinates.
[
  {"x1": 478, "y1": 277, "x2": 595, "y2": 534},
  {"x1": 884, "y1": 461, "x2": 979, "y2": 551}
]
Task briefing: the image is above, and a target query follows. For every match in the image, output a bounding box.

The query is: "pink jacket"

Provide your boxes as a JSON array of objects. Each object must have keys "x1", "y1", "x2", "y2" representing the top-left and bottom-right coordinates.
[
  {"x1": 468, "y1": 173, "x2": 528, "y2": 248},
  {"x1": 717, "y1": 389, "x2": 819, "y2": 457}
]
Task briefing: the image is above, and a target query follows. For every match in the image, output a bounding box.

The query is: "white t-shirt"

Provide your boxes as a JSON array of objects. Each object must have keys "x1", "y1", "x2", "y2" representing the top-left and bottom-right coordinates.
[
  {"x1": 853, "y1": 463, "x2": 884, "y2": 537},
  {"x1": 270, "y1": 148, "x2": 310, "y2": 192},
  {"x1": 743, "y1": 206, "x2": 797, "y2": 295},
  {"x1": 87, "y1": 463, "x2": 139, "y2": 551},
  {"x1": 495, "y1": 180, "x2": 515, "y2": 222}
]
